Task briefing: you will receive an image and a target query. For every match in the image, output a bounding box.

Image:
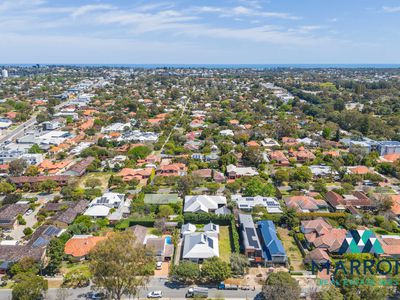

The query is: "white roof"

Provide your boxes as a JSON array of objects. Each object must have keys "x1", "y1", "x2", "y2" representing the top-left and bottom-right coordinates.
[
  {"x1": 90, "y1": 192, "x2": 124, "y2": 208},
  {"x1": 203, "y1": 222, "x2": 219, "y2": 233},
  {"x1": 226, "y1": 165, "x2": 258, "y2": 176},
  {"x1": 182, "y1": 233, "x2": 219, "y2": 260},
  {"x1": 184, "y1": 195, "x2": 227, "y2": 213},
  {"x1": 84, "y1": 205, "x2": 110, "y2": 217},
  {"x1": 220, "y1": 129, "x2": 234, "y2": 136},
  {"x1": 0, "y1": 240, "x2": 19, "y2": 245},
  {"x1": 233, "y1": 195, "x2": 282, "y2": 213},
  {"x1": 101, "y1": 122, "x2": 131, "y2": 133},
  {"x1": 181, "y1": 223, "x2": 197, "y2": 235}
]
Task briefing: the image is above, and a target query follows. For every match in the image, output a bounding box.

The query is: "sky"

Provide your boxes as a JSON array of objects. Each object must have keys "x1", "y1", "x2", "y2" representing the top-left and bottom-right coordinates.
[{"x1": 0, "y1": 0, "x2": 400, "y2": 64}]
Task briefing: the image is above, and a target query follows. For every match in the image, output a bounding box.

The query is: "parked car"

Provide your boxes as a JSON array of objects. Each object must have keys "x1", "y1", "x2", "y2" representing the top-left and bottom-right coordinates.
[
  {"x1": 25, "y1": 209, "x2": 33, "y2": 216},
  {"x1": 147, "y1": 291, "x2": 163, "y2": 298},
  {"x1": 156, "y1": 261, "x2": 163, "y2": 270},
  {"x1": 86, "y1": 292, "x2": 105, "y2": 300}
]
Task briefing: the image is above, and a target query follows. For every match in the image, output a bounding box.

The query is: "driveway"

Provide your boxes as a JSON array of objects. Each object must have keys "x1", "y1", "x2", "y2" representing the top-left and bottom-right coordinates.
[
  {"x1": 8, "y1": 206, "x2": 38, "y2": 240},
  {"x1": 7, "y1": 196, "x2": 51, "y2": 241},
  {"x1": 154, "y1": 262, "x2": 170, "y2": 277}
]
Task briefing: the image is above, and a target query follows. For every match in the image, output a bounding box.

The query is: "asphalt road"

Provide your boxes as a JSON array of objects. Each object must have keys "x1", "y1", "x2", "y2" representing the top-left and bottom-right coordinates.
[
  {"x1": 0, "y1": 278, "x2": 261, "y2": 300},
  {"x1": 0, "y1": 116, "x2": 37, "y2": 144},
  {"x1": 0, "y1": 99, "x2": 72, "y2": 145}
]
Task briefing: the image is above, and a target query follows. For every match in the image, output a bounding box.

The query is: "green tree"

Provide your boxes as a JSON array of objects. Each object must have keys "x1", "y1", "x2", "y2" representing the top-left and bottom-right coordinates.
[
  {"x1": 262, "y1": 272, "x2": 300, "y2": 300},
  {"x1": 9, "y1": 159, "x2": 27, "y2": 176},
  {"x1": 10, "y1": 257, "x2": 39, "y2": 277},
  {"x1": 62, "y1": 269, "x2": 90, "y2": 288},
  {"x1": 39, "y1": 179, "x2": 57, "y2": 193},
  {"x1": 322, "y1": 127, "x2": 332, "y2": 140},
  {"x1": 176, "y1": 175, "x2": 196, "y2": 196},
  {"x1": 89, "y1": 231, "x2": 154, "y2": 300},
  {"x1": 12, "y1": 272, "x2": 48, "y2": 300},
  {"x1": 289, "y1": 166, "x2": 312, "y2": 182},
  {"x1": 44, "y1": 237, "x2": 66, "y2": 275},
  {"x1": 28, "y1": 144, "x2": 43, "y2": 154},
  {"x1": 280, "y1": 208, "x2": 299, "y2": 229},
  {"x1": 317, "y1": 286, "x2": 343, "y2": 300},
  {"x1": 243, "y1": 177, "x2": 275, "y2": 197},
  {"x1": 205, "y1": 182, "x2": 220, "y2": 195},
  {"x1": 17, "y1": 214, "x2": 26, "y2": 225},
  {"x1": 225, "y1": 181, "x2": 241, "y2": 193},
  {"x1": 157, "y1": 205, "x2": 174, "y2": 218},
  {"x1": 25, "y1": 165, "x2": 39, "y2": 176},
  {"x1": 242, "y1": 148, "x2": 263, "y2": 167},
  {"x1": 274, "y1": 169, "x2": 290, "y2": 184},
  {"x1": 23, "y1": 227, "x2": 33, "y2": 236},
  {"x1": 85, "y1": 178, "x2": 102, "y2": 189},
  {"x1": 0, "y1": 181, "x2": 15, "y2": 194},
  {"x1": 230, "y1": 253, "x2": 249, "y2": 276},
  {"x1": 200, "y1": 257, "x2": 231, "y2": 283},
  {"x1": 170, "y1": 261, "x2": 200, "y2": 283},
  {"x1": 127, "y1": 146, "x2": 151, "y2": 161}
]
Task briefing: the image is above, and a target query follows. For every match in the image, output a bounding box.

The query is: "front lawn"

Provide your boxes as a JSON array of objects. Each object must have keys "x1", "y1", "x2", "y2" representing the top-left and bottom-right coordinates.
[{"x1": 219, "y1": 226, "x2": 232, "y2": 263}]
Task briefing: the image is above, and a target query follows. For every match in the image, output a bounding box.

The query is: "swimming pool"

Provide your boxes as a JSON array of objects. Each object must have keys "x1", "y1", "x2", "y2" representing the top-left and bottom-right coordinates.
[{"x1": 165, "y1": 236, "x2": 172, "y2": 245}]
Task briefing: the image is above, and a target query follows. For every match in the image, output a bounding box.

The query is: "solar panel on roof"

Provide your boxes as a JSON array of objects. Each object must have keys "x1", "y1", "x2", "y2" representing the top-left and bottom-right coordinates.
[
  {"x1": 32, "y1": 237, "x2": 48, "y2": 248},
  {"x1": 97, "y1": 198, "x2": 109, "y2": 204},
  {"x1": 44, "y1": 226, "x2": 60, "y2": 236},
  {"x1": 207, "y1": 237, "x2": 214, "y2": 249},
  {"x1": 245, "y1": 228, "x2": 260, "y2": 248}
]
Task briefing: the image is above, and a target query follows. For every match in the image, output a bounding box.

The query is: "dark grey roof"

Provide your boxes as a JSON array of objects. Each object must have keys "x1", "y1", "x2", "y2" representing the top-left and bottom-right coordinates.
[
  {"x1": 128, "y1": 225, "x2": 148, "y2": 244},
  {"x1": 238, "y1": 213, "x2": 261, "y2": 251},
  {"x1": 0, "y1": 204, "x2": 29, "y2": 223},
  {"x1": 53, "y1": 200, "x2": 88, "y2": 225}
]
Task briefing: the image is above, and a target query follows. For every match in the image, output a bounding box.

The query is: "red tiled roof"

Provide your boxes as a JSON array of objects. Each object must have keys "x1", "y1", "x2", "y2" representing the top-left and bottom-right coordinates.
[
  {"x1": 349, "y1": 166, "x2": 371, "y2": 175},
  {"x1": 64, "y1": 236, "x2": 107, "y2": 257}
]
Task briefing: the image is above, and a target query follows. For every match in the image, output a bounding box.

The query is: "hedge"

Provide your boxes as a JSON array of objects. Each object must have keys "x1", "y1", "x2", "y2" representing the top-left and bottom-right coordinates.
[
  {"x1": 128, "y1": 218, "x2": 155, "y2": 227},
  {"x1": 296, "y1": 212, "x2": 348, "y2": 220},
  {"x1": 230, "y1": 218, "x2": 240, "y2": 253},
  {"x1": 113, "y1": 217, "x2": 155, "y2": 230},
  {"x1": 183, "y1": 213, "x2": 234, "y2": 225}
]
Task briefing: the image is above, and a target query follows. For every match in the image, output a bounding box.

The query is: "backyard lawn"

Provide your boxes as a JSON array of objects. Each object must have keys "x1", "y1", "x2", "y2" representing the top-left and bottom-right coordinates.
[
  {"x1": 277, "y1": 227, "x2": 304, "y2": 271},
  {"x1": 219, "y1": 226, "x2": 232, "y2": 263}
]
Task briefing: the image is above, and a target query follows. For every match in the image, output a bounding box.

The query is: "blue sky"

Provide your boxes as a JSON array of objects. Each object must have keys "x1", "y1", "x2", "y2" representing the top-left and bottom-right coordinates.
[{"x1": 0, "y1": 0, "x2": 399, "y2": 64}]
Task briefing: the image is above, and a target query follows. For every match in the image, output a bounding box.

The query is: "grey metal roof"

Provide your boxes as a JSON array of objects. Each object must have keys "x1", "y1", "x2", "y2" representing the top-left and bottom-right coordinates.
[{"x1": 238, "y1": 214, "x2": 261, "y2": 251}]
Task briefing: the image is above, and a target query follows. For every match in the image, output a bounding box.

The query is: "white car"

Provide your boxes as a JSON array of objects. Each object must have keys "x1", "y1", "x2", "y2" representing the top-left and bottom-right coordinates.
[
  {"x1": 156, "y1": 261, "x2": 162, "y2": 270},
  {"x1": 147, "y1": 291, "x2": 163, "y2": 298},
  {"x1": 25, "y1": 209, "x2": 33, "y2": 216}
]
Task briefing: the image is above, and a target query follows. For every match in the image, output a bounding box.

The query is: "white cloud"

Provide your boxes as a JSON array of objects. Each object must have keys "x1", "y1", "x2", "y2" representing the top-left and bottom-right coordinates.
[
  {"x1": 194, "y1": 5, "x2": 300, "y2": 20},
  {"x1": 95, "y1": 10, "x2": 198, "y2": 33},
  {"x1": 71, "y1": 4, "x2": 116, "y2": 18},
  {"x1": 0, "y1": 0, "x2": 45, "y2": 12},
  {"x1": 383, "y1": 6, "x2": 400, "y2": 13}
]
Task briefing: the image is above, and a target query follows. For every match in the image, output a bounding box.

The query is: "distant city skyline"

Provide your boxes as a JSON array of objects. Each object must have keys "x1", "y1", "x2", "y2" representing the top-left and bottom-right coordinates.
[{"x1": 0, "y1": 0, "x2": 399, "y2": 64}]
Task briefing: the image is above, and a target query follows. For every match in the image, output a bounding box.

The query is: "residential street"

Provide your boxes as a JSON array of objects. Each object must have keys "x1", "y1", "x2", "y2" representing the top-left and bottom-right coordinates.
[{"x1": 0, "y1": 278, "x2": 261, "y2": 300}]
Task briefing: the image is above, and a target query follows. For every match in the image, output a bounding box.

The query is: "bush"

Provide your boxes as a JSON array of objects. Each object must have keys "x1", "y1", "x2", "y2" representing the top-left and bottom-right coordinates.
[
  {"x1": 62, "y1": 269, "x2": 90, "y2": 288},
  {"x1": 17, "y1": 214, "x2": 26, "y2": 225},
  {"x1": 23, "y1": 227, "x2": 33, "y2": 236}
]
